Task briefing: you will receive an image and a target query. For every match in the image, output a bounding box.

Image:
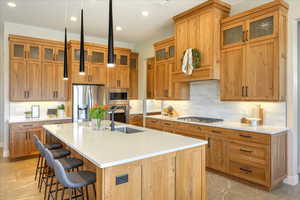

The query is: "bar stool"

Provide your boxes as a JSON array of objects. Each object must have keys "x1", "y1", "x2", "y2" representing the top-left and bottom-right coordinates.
[
  {"x1": 52, "y1": 158, "x2": 96, "y2": 200},
  {"x1": 33, "y1": 136, "x2": 71, "y2": 191},
  {"x1": 44, "y1": 148, "x2": 84, "y2": 200},
  {"x1": 35, "y1": 143, "x2": 63, "y2": 181}
]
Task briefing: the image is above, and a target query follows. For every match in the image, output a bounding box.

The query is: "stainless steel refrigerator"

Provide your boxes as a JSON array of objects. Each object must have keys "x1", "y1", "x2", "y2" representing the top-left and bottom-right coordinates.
[{"x1": 72, "y1": 84, "x2": 106, "y2": 122}]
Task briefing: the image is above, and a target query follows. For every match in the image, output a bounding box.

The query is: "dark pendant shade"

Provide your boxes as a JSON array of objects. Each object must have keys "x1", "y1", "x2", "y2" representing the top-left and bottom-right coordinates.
[
  {"x1": 63, "y1": 28, "x2": 68, "y2": 80},
  {"x1": 107, "y1": 0, "x2": 115, "y2": 67},
  {"x1": 79, "y1": 9, "x2": 85, "y2": 74}
]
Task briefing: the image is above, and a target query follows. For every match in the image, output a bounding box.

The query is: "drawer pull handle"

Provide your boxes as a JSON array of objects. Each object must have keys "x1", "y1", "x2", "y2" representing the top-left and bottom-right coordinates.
[
  {"x1": 240, "y1": 149, "x2": 253, "y2": 153},
  {"x1": 207, "y1": 138, "x2": 211, "y2": 148},
  {"x1": 212, "y1": 130, "x2": 221, "y2": 134},
  {"x1": 239, "y1": 134, "x2": 252, "y2": 138},
  {"x1": 240, "y1": 167, "x2": 252, "y2": 174},
  {"x1": 197, "y1": 127, "x2": 202, "y2": 130},
  {"x1": 23, "y1": 125, "x2": 33, "y2": 127},
  {"x1": 164, "y1": 123, "x2": 171, "y2": 126}
]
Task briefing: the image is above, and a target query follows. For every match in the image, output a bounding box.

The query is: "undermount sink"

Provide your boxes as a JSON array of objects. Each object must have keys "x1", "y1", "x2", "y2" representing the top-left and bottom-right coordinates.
[{"x1": 115, "y1": 127, "x2": 144, "y2": 134}]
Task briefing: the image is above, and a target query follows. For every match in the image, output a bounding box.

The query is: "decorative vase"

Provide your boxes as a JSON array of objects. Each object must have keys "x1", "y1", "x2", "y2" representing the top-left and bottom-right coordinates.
[
  {"x1": 92, "y1": 118, "x2": 102, "y2": 130},
  {"x1": 57, "y1": 110, "x2": 65, "y2": 118}
]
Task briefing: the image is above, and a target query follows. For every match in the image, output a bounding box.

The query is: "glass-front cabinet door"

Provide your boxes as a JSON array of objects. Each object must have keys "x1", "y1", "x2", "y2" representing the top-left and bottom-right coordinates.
[
  {"x1": 28, "y1": 45, "x2": 41, "y2": 61},
  {"x1": 91, "y1": 50, "x2": 105, "y2": 64},
  {"x1": 11, "y1": 42, "x2": 26, "y2": 60},
  {"x1": 156, "y1": 49, "x2": 167, "y2": 61},
  {"x1": 43, "y1": 47, "x2": 55, "y2": 62},
  {"x1": 222, "y1": 22, "x2": 245, "y2": 48},
  {"x1": 248, "y1": 13, "x2": 276, "y2": 42},
  {"x1": 56, "y1": 49, "x2": 65, "y2": 63},
  {"x1": 120, "y1": 55, "x2": 128, "y2": 66},
  {"x1": 73, "y1": 49, "x2": 88, "y2": 62}
]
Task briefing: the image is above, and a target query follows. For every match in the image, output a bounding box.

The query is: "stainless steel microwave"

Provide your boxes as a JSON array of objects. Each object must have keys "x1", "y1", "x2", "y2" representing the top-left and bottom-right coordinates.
[{"x1": 107, "y1": 89, "x2": 128, "y2": 105}]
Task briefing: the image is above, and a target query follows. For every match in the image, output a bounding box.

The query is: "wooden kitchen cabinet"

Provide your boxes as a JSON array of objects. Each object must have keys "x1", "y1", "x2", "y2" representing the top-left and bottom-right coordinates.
[
  {"x1": 10, "y1": 35, "x2": 69, "y2": 101},
  {"x1": 221, "y1": 1, "x2": 288, "y2": 101},
  {"x1": 107, "y1": 66, "x2": 130, "y2": 89},
  {"x1": 129, "y1": 52, "x2": 139, "y2": 99},
  {"x1": 146, "y1": 57, "x2": 155, "y2": 99},
  {"x1": 145, "y1": 117, "x2": 287, "y2": 190},
  {"x1": 172, "y1": 0, "x2": 230, "y2": 82},
  {"x1": 153, "y1": 37, "x2": 189, "y2": 100}
]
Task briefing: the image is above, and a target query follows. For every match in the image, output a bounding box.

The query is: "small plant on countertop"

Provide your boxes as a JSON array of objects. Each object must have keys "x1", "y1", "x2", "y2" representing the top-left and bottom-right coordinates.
[
  {"x1": 89, "y1": 104, "x2": 111, "y2": 130},
  {"x1": 57, "y1": 104, "x2": 65, "y2": 110}
]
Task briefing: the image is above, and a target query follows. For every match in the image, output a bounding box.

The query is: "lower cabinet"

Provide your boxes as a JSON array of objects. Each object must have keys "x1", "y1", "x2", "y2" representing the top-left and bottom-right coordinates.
[
  {"x1": 145, "y1": 117, "x2": 287, "y2": 190},
  {"x1": 9, "y1": 119, "x2": 72, "y2": 158},
  {"x1": 128, "y1": 114, "x2": 143, "y2": 127}
]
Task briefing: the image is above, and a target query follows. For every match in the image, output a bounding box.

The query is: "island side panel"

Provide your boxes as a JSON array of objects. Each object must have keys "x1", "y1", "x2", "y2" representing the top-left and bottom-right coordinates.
[{"x1": 176, "y1": 145, "x2": 206, "y2": 200}]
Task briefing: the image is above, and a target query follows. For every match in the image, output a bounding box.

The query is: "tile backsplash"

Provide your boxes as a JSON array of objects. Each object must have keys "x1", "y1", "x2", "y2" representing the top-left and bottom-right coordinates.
[
  {"x1": 163, "y1": 81, "x2": 286, "y2": 127},
  {"x1": 9, "y1": 101, "x2": 66, "y2": 119}
]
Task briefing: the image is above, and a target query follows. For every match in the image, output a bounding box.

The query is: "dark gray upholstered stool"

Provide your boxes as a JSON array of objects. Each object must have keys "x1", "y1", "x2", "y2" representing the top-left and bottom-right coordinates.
[
  {"x1": 44, "y1": 149, "x2": 83, "y2": 200},
  {"x1": 33, "y1": 135, "x2": 71, "y2": 193},
  {"x1": 35, "y1": 143, "x2": 63, "y2": 181},
  {"x1": 52, "y1": 158, "x2": 96, "y2": 200}
]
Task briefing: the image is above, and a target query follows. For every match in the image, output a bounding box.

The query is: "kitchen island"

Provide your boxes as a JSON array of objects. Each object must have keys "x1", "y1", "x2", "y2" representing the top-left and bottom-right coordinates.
[{"x1": 43, "y1": 122, "x2": 208, "y2": 200}]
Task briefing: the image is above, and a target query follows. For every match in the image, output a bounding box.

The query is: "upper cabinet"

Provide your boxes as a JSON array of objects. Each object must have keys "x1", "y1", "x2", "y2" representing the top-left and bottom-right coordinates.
[
  {"x1": 129, "y1": 52, "x2": 139, "y2": 99},
  {"x1": 10, "y1": 35, "x2": 68, "y2": 102},
  {"x1": 153, "y1": 37, "x2": 190, "y2": 100},
  {"x1": 146, "y1": 57, "x2": 155, "y2": 99},
  {"x1": 172, "y1": 0, "x2": 231, "y2": 82},
  {"x1": 220, "y1": 0, "x2": 288, "y2": 101}
]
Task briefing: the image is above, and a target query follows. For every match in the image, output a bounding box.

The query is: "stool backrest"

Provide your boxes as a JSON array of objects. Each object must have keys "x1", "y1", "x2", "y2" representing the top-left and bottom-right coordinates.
[
  {"x1": 44, "y1": 148, "x2": 55, "y2": 169},
  {"x1": 33, "y1": 135, "x2": 45, "y2": 157},
  {"x1": 52, "y1": 159, "x2": 73, "y2": 188}
]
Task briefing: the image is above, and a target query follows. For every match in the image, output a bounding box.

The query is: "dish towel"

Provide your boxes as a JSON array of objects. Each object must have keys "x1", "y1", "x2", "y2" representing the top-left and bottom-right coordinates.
[{"x1": 182, "y1": 48, "x2": 194, "y2": 75}]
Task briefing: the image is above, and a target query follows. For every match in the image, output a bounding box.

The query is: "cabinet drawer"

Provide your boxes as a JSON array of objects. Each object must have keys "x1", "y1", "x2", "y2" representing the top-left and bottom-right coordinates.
[
  {"x1": 175, "y1": 123, "x2": 206, "y2": 138},
  {"x1": 229, "y1": 160, "x2": 268, "y2": 186},
  {"x1": 10, "y1": 122, "x2": 42, "y2": 131},
  {"x1": 145, "y1": 118, "x2": 161, "y2": 130},
  {"x1": 229, "y1": 130, "x2": 270, "y2": 145},
  {"x1": 160, "y1": 120, "x2": 177, "y2": 132},
  {"x1": 228, "y1": 142, "x2": 268, "y2": 166}
]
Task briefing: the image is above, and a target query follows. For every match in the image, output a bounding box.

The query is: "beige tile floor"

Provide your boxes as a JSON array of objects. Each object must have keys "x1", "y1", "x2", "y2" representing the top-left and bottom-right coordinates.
[{"x1": 1, "y1": 148, "x2": 300, "y2": 200}]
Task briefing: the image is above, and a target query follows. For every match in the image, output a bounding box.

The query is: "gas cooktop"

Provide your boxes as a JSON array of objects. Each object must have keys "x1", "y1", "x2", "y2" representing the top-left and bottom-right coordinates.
[{"x1": 177, "y1": 116, "x2": 224, "y2": 123}]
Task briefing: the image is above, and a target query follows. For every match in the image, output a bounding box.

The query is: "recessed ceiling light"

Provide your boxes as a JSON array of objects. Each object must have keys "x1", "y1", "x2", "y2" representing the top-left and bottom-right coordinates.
[
  {"x1": 7, "y1": 2, "x2": 16, "y2": 7},
  {"x1": 142, "y1": 11, "x2": 149, "y2": 17},
  {"x1": 70, "y1": 16, "x2": 77, "y2": 22},
  {"x1": 116, "y1": 26, "x2": 123, "y2": 31}
]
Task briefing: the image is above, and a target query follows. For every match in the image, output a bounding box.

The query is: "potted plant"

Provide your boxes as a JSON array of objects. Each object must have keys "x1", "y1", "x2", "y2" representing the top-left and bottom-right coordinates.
[
  {"x1": 89, "y1": 104, "x2": 110, "y2": 130},
  {"x1": 57, "y1": 104, "x2": 65, "y2": 118},
  {"x1": 24, "y1": 111, "x2": 32, "y2": 119}
]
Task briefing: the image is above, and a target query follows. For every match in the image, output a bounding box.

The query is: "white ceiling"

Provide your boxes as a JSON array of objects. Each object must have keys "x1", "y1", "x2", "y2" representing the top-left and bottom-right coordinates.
[{"x1": 1, "y1": 0, "x2": 246, "y2": 43}]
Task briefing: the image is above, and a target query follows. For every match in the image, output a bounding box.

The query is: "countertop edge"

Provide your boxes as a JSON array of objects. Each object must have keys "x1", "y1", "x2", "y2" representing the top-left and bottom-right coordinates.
[
  {"x1": 145, "y1": 115, "x2": 289, "y2": 135},
  {"x1": 8, "y1": 117, "x2": 72, "y2": 124}
]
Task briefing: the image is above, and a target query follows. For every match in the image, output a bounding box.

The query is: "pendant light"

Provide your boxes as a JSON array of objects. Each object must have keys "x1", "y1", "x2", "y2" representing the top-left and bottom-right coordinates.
[
  {"x1": 63, "y1": 28, "x2": 68, "y2": 80},
  {"x1": 79, "y1": 7, "x2": 85, "y2": 75},
  {"x1": 63, "y1": 0, "x2": 69, "y2": 80},
  {"x1": 107, "y1": 0, "x2": 115, "y2": 67}
]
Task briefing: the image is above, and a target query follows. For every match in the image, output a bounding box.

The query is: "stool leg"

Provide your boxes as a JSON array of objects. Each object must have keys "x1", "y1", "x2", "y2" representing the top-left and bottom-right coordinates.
[
  {"x1": 35, "y1": 154, "x2": 41, "y2": 180},
  {"x1": 92, "y1": 184, "x2": 96, "y2": 199},
  {"x1": 47, "y1": 173, "x2": 54, "y2": 200},
  {"x1": 85, "y1": 185, "x2": 89, "y2": 200},
  {"x1": 38, "y1": 157, "x2": 45, "y2": 189},
  {"x1": 39, "y1": 159, "x2": 47, "y2": 192},
  {"x1": 43, "y1": 167, "x2": 50, "y2": 200},
  {"x1": 55, "y1": 182, "x2": 59, "y2": 200},
  {"x1": 68, "y1": 188, "x2": 72, "y2": 200},
  {"x1": 61, "y1": 187, "x2": 65, "y2": 200}
]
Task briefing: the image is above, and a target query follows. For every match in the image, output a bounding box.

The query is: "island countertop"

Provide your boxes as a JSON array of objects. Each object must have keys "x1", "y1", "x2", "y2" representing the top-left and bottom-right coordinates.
[{"x1": 43, "y1": 122, "x2": 207, "y2": 169}]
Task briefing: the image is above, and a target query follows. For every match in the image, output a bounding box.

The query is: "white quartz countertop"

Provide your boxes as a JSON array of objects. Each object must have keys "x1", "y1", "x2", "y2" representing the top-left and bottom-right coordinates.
[
  {"x1": 146, "y1": 115, "x2": 288, "y2": 135},
  {"x1": 8, "y1": 117, "x2": 72, "y2": 124},
  {"x1": 43, "y1": 122, "x2": 207, "y2": 168}
]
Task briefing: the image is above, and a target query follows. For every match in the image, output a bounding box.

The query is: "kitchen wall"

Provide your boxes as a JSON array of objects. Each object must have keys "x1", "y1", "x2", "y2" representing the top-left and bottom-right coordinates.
[
  {"x1": 163, "y1": 81, "x2": 286, "y2": 126},
  {"x1": 1, "y1": 22, "x2": 135, "y2": 156}
]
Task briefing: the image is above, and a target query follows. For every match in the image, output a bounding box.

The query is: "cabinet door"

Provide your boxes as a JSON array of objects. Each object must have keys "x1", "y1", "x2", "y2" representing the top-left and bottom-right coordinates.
[
  {"x1": 43, "y1": 47, "x2": 55, "y2": 62},
  {"x1": 107, "y1": 68, "x2": 118, "y2": 88},
  {"x1": 72, "y1": 63, "x2": 88, "y2": 84},
  {"x1": 175, "y1": 20, "x2": 188, "y2": 72},
  {"x1": 248, "y1": 13, "x2": 277, "y2": 42},
  {"x1": 155, "y1": 62, "x2": 167, "y2": 98},
  {"x1": 89, "y1": 64, "x2": 107, "y2": 85},
  {"x1": 129, "y1": 55, "x2": 139, "y2": 99},
  {"x1": 27, "y1": 61, "x2": 42, "y2": 100},
  {"x1": 91, "y1": 50, "x2": 105, "y2": 64},
  {"x1": 220, "y1": 46, "x2": 245, "y2": 100},
  {"x1": 156, "y1": 49, "x2": 167, "y2": 61},
  {"x1": 207, "y1": 136, "x2": 226, "y2": 172},
  {"x1": 245, "y1": 39, "x2": 277, "y2": 100},
  {"x1": 120, "y1": 55, "x2": 129, "y2": 66},
  {"x1": 222, "y1": 22, "x2": 245, "y2": 48},
  {"x1": 119, "y1": 67, "x2": 130, "y2": 88},
  {"x1": 56, "y1": 49, "x2": 65, "y2": 63},
  {"x1": 10, "y1": 130, "x2": 28, "y2": 158},
  {"x1": 188, "y1": 15, "x2": 199, "y2": 49},
  {"x1": 147, "y1": 58, "x2": 155, "y2": 99},
  {"x1": 10, "y1": 42, "x2": 26, "y2": 60},
  {"x1": 56, "y1": 63, "x2": 68, "y2": 100},
  {"x1": 27, "y1": 129, "x2": 42, "y2": 155},
  {"x1": 10, "y1": 60, "x2": 28, "y2": 101},
  {"x1": 199, "y1": 12, "x2": 213, "y2": 67},
  {"x1": 42, "y1": 62, "x2": 57, "y2": 100},
  {"x1": 27, "y1": 44, "x2": 41, "y2": 62},
  {"x1": 73, "y1": 49, "x2": 88, "y2": 62}
]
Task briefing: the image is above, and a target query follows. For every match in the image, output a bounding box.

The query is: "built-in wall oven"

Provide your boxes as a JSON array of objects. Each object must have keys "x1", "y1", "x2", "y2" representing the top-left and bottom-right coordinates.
[{"x1": 107, "y1": 89, "x2": 129, "y2": 123}]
